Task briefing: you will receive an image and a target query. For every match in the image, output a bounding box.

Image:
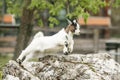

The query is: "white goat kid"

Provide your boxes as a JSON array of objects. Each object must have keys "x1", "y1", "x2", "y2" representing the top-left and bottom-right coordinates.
[{"x1": 17, "y1": 19, "x2": 80, "y2": 64}]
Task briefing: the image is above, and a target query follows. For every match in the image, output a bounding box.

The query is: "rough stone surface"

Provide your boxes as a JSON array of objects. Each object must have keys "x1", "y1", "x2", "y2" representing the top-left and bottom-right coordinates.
[{"x1": 2, "y1": 53, "x2": 120, "y2": 80}]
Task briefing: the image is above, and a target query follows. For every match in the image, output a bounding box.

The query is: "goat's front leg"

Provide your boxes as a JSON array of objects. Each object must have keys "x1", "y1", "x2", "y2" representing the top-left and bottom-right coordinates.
[
  {"x1": 69, "y1": 40, "x2": 74, "y2": 53},
  {"x1": 63, "y1": 41, "x2": 70, "y2": 55}
]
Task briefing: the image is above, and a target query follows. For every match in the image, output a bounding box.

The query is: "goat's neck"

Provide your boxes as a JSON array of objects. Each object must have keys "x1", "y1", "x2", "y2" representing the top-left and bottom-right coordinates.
[
  {"x1": 65, "y1": 25, "x2": 72, "y2": 33},
  {"x1": 65, "y1": 25, "x2": 74, "y2": 37}
]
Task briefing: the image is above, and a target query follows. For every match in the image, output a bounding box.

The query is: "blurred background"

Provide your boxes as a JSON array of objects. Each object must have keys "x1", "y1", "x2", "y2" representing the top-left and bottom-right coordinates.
[{"x1": 0, "y1": 0, "x2": 120, "y2": 73}]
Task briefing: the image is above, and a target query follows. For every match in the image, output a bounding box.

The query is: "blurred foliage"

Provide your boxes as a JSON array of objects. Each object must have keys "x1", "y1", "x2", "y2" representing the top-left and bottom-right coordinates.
[
  {"x1": 6, "y1": 0, "x2": 23, "y2": 17},
  {"x1": 112, "y1": 0, "x2": 120, "y2": 8},
  {"x1": 28, "y1": 0, "x2": 106, "y2": 27},
  {"x1": 0, "y1": 55, "x2": 11, "y2": 70},
  {"x1": 0, "y1": 71, "x2": 2, "y2": 80},
  {"x1": 0, "y1": 0, "x2": 120, "y2": 27},
  {"x1": 0, "y1": 1, "x2": 2, "y2": 8},
  {"x1": 0, "y1": 0, "x2": 2, "y2": 15},
  {"x1": 0, "y1": 55, "x2": 12, "y2": 80}
]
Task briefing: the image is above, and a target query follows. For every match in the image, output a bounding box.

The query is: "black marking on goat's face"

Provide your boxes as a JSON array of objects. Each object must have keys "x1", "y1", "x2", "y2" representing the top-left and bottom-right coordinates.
[{"x1": 71, "y1": 19, "x2": 80, "y2": 35}]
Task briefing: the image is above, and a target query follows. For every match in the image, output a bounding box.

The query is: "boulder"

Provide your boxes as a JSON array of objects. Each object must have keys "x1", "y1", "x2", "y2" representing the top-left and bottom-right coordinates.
[{"x1": 2, "y1": 53, "x2": 120, "y2": 80}]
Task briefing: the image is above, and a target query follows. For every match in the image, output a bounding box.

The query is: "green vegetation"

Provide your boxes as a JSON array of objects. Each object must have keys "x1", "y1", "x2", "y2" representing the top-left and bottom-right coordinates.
[
  {"x1": 3, "y1": 0, "x2": 107, "y2": 27},
  {"x1": 0, "y1": 55, "x2": 11, "y2": 70},
  {"x1": 0, "y1": 55, "x2": 12, "y2": 80},
  {"x1": 4, "y1": 0, "x2": 120, "y2": 27},
  {"x1": 112, "y1": 34, "x2": 120, "y2": 38}
]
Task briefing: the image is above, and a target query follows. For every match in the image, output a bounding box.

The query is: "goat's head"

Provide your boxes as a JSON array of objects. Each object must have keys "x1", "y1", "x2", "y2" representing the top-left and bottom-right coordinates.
[{"x1": 67, "y1": 19, "x2": 80, "y2": 35}]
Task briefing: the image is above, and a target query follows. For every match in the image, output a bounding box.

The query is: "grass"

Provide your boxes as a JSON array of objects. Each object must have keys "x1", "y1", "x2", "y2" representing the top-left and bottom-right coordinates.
[{"x1": 0, "y1": 54, "x2": 12, "y2": 80}]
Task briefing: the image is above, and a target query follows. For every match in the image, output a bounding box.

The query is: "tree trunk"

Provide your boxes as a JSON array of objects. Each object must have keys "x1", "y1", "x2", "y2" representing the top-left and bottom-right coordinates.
[{"x1": 13, "y1": 0, "x2": 34, "y2": 60}]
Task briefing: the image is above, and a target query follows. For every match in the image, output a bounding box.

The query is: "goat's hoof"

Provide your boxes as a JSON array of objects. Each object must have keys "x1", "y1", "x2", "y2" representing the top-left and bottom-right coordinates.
[
  {"x1": 64, "y1": 52, "x2": 68, "y2": 55},
  {"x1": 16, "y1": 59, "x2": 22, "y2": 65}
]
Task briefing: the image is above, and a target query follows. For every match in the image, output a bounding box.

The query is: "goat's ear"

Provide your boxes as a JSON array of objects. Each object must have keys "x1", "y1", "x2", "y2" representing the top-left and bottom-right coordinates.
[{"x1": 66, "y1": 18, "x2": 72, "y2": 24}]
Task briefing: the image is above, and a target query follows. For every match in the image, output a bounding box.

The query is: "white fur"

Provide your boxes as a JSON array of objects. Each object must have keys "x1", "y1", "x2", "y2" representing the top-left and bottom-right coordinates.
[
  {"x1": 34, "y1": 31, "x2": 44, "y2": 38},
  {"x1": 17, "y1": 19, "x2": 80, "y2": 63},
  {"x1": 17, "y1": 28, "x2": 74, "y2": 62}
]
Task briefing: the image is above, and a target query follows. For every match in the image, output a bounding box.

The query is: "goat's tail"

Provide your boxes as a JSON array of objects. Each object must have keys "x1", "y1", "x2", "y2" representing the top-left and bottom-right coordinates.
[{"x1": 34, "y1": 31, "x2": 44, "y2": 38}]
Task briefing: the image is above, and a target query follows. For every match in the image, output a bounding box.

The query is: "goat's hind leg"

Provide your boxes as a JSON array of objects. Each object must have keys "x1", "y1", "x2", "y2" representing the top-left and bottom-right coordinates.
[{"x1": 16, "y1": 50, "x2": 29, "y2": 64}]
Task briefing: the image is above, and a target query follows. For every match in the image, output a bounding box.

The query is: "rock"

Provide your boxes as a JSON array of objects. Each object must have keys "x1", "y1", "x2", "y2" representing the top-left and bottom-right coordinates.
[{"x1": 2, "y1": 53, "x2": 120, "y2": 80}]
